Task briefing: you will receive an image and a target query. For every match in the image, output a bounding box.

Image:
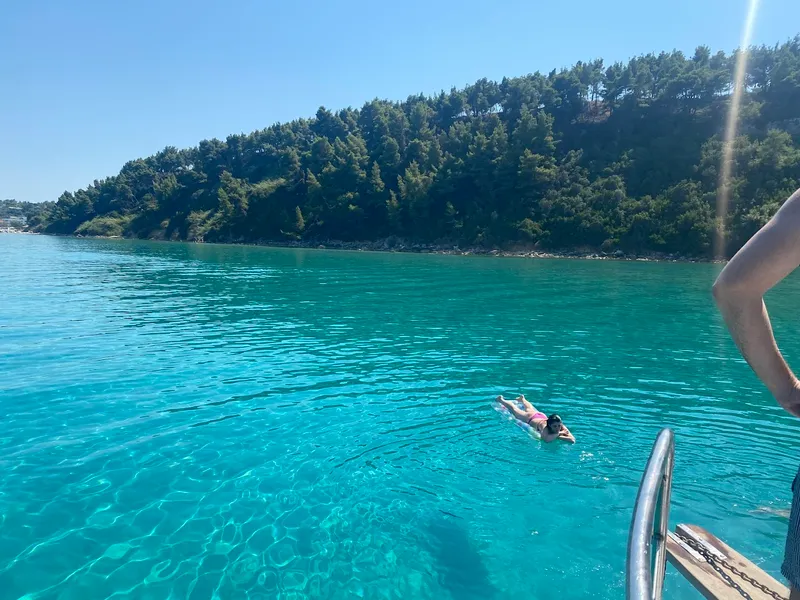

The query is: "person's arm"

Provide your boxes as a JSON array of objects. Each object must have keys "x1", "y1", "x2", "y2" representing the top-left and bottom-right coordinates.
[
  {"x1": 712, "y1": 188, "x2": 800, "y2": 417},
  {"x1": 559, "y1": 427, "x2": 576, "y2": 443},
  {"x1": 540, "y1": 429, "x2": 559, "y2": 442}
]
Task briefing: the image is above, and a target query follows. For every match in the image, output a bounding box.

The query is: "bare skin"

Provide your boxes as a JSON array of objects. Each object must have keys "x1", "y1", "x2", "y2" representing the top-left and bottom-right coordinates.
[
  {"x1": 713, "y1": 188, "x2": 800, "y2": 414},
  {"x1": 496, "y1": 395, "x2": 575, "y2": 443},
  {"x1": 712, "y1": 187, "x2": 800, "y2": 598}
]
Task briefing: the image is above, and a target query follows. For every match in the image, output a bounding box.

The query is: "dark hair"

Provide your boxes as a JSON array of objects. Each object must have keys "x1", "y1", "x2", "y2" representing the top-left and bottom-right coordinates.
[{"x1": 546, "y1": 414, "x2": 563, "y2": 434}]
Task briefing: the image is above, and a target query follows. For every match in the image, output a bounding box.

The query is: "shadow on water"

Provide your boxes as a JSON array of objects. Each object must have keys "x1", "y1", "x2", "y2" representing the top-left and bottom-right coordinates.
[{"x1": 425, "y1": 515, "x2": 497, "y2": 600}]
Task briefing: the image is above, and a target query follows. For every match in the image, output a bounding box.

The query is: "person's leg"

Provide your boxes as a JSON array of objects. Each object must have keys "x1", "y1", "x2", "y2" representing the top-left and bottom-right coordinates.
[
  {"x1": 497, "y1": 396, "x2": 530, "y2": 424},
  {"x1": 517, "y1": 394, "x2": 536, "y2": 412},
  {"x1": 782, "y1": 467, "x2": 800, "y2": 595}
]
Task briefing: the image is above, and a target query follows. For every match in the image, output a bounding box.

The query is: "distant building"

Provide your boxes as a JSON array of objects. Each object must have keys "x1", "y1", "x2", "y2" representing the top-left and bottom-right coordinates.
[
  {"x1": 2, "y1": 207, "x2": 27, "y2": 226},
  {"x1": 0, "y1": 203, "x2": 29, "y2": 231},
  {"x1": 0, "y1": 214, "x2": 26, "y2": 230}
]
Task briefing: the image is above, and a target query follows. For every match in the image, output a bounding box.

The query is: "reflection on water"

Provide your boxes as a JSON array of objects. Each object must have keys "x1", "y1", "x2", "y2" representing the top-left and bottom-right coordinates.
[{"x1": 1, "y1": 235, "x2": 800, "y2": 599}]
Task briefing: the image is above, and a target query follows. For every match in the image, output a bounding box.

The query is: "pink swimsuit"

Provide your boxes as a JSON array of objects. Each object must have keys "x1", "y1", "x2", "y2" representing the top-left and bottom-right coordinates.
[{"x1": 527, "y1": 412, "x2": 547, "y2": 425}]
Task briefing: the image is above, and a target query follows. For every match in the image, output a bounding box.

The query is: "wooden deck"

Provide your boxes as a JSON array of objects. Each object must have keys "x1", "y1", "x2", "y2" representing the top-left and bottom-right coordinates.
[{"x1": 666, "y1": 524, "x2": 789, "y2": 600}]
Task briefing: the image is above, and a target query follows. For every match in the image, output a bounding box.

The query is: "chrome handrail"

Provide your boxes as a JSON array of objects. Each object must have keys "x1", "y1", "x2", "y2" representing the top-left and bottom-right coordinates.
[{"x1": 626, "y1": 428, "x2": 675, "y2": 600}]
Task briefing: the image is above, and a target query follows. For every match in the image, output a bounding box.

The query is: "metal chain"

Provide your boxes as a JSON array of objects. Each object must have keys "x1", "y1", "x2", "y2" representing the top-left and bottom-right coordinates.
[{"x1": 675, "y1": 531, "x2": 788, "y2": 600}]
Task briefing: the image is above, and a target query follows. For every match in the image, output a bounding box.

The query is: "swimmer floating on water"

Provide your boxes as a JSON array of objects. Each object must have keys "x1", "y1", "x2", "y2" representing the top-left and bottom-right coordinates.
[{"x1": 496, "y1": 395, "x2": 576, "y2": 443}]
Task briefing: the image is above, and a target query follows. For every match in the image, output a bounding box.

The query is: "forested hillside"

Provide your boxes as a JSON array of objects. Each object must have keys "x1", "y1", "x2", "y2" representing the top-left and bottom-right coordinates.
[
  {"x1": 1, "y1": 199, "x2": 54, "y2": 228},
  {"x1": 40, "y1": 38, "x2": 800, "y2": 257}
]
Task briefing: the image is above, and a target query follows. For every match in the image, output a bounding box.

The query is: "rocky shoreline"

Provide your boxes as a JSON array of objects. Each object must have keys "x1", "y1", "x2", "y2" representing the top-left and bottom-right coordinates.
[
  {"x1": 64, "y1": 231, "x2": 723, "y2": 262},
  {"x1": 182, "y1": 236, "x2": 720, "y2": 263},
  {"x1": 66, "y1": 232, "x2": 722, "y2": 262}
]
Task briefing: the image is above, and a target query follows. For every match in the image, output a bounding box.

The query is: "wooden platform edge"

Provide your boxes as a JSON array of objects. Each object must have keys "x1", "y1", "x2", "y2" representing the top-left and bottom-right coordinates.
[{"x1": 666, "y1": 523, "x2": 789, "y2": 600}]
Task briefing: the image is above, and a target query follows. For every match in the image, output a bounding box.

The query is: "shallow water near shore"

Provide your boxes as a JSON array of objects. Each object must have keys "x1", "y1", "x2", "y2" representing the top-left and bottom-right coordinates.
[{"x1": 2, "y1": 234, "x2": 800, "y2": 599}]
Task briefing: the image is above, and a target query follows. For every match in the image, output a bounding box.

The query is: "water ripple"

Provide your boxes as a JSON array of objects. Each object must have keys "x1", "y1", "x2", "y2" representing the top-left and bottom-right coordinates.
[{"x1": 2, "y1": 236, "x2": 800, "y2": 599}]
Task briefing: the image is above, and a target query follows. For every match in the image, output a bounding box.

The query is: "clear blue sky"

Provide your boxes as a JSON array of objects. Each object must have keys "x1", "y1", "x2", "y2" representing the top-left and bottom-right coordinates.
[{"x1": 2, "y1": 0, "x2": 798, "y2": 203}]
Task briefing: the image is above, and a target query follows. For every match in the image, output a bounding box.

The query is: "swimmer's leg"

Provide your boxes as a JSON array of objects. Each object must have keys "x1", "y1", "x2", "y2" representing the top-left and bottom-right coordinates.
[
  {"x1": 517, "y1": 395, "x2": 535, "y2": 412},
  {"x1": 497, "y1": 396, "x2": 530, "y2": 423}
]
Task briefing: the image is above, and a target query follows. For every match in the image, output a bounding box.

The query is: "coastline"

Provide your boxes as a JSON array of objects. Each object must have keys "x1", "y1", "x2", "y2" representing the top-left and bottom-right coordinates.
[{"x1": 59, "y1": 233, "x2": 723, "y2": 263}]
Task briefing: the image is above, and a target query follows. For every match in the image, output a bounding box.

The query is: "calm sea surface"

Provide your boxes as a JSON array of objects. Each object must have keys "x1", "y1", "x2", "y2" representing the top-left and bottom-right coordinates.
[{"x1": 2, "y1": 234, "x2": 800, "y2": 600}]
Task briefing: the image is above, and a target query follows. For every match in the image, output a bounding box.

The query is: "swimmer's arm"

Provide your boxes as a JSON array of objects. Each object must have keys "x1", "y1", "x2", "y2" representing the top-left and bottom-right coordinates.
[
  {"x1": 559, "y1": 427, "x2": 576, "y2": 443},
  {"x1": 713, "y1": 188, "x2": 800, "y2": 417}
]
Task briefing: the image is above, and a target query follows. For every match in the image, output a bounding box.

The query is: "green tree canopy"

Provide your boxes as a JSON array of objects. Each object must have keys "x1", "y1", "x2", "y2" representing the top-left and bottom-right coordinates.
[{"x1": 37, "y1": 37, "x2": 800, "y2": 258}]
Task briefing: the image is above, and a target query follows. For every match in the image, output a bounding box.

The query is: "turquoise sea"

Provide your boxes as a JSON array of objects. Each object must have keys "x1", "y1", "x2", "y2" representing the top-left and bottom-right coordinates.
[{"x1": 2, "y1": 234, "x2": 800, "y2": 600}]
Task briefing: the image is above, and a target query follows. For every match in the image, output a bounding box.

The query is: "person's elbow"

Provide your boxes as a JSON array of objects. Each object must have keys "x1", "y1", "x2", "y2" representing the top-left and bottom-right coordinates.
[
  {"x1": 713, "y1": 270, "x2": 764, "y2": 315},
  {"x1": 713, "y1": 266, "x2": 754, "y2": 303},
  {"x1": 711, "y1": 276, "x2": 731, "y2": 307}
]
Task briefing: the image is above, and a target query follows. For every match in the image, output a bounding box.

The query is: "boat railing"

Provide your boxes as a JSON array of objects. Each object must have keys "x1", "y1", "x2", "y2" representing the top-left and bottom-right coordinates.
[{"x1": 627, "y1": 428, "x2": 675, "y2": 600}]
